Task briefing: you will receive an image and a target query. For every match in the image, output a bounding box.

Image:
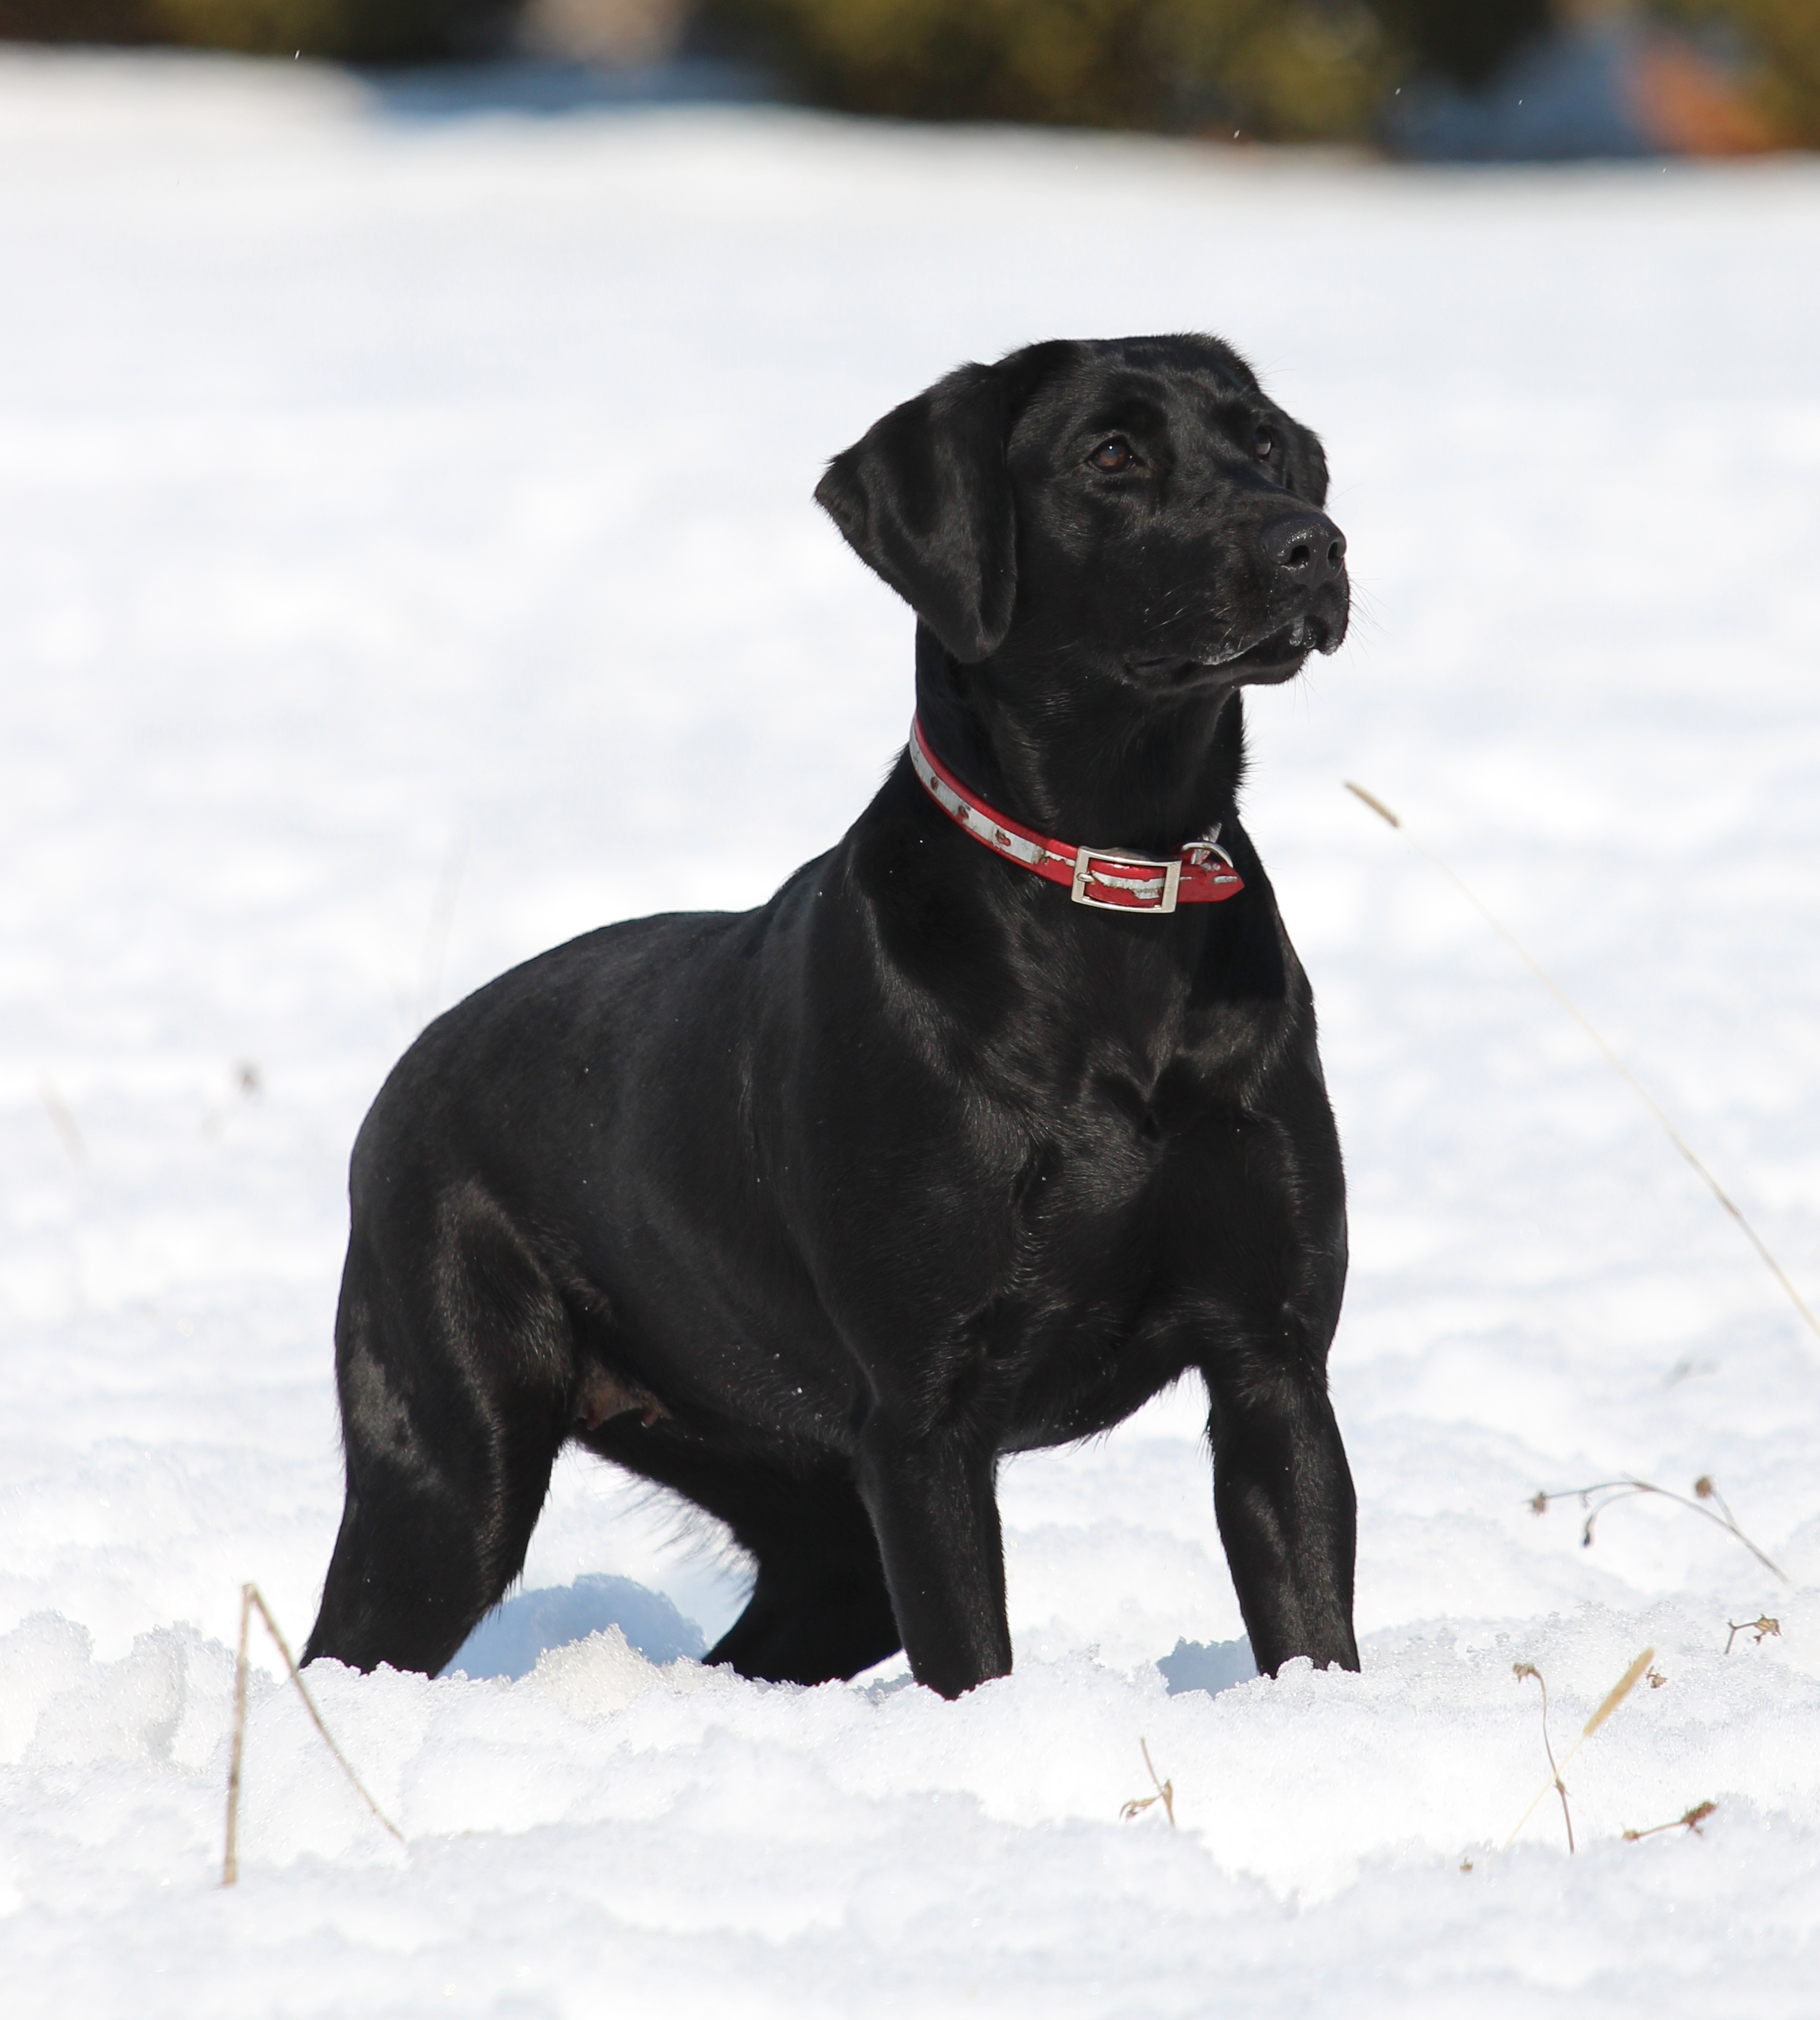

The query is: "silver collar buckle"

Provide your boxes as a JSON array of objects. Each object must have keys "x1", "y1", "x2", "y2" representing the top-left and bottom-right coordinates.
[{"x1": 1070, "y1": 847, "x2": 1182, "y2": 914}]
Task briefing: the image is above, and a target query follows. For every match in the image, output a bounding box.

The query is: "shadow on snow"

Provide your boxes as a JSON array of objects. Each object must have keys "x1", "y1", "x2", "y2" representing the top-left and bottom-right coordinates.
[{"x1": 446, "y1": 1571, "x2": 1256, "y2": 1698}]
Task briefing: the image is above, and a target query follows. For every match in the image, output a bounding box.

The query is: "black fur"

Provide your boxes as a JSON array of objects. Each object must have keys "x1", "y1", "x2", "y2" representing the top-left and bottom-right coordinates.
[{"x1": 304, "y1": 334, "x2": 1359, "y2": 1698}]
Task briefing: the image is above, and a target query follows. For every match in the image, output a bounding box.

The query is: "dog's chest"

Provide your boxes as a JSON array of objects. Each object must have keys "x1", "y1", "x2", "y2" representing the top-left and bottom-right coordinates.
[
  {"x1": 963, "y1": 1050, "x2": 1256, "y2": 1442},
  {"x1": 1007, "y1": 982, "x2": 1286, "y2": 1195}
]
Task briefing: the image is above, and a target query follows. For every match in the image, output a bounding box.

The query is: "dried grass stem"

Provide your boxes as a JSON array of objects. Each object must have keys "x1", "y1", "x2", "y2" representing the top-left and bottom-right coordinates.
[
  {"x1": 1625, "y1": 1800, "x2": 1717, "y2": 1842},
  {"x1": 1501, "y1": 1648, "x2": 1654, "y2": 1854},
  {"x1": 1531, "y1": 1476, "x2": 1787, "y2": 1585},
  {"x1": 1119, "y1": 1738, "x2": 1176, "y2": 1827},
  {"x1": 1345, "y1": 780, "x2": 1820, "y2": 1353},
  {"x1": 221, "y1": 1581, "x2": 402, "y2": 1888}
]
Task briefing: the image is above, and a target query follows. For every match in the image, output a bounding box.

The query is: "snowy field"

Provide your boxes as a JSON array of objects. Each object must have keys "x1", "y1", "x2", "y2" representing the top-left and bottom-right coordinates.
[{"x1": 3, "y1": 46, "x2": 1820, "y2": 2016}]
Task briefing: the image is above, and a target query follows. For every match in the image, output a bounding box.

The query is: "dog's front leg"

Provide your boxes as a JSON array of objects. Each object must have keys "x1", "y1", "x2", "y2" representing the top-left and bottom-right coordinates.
[
  {"x1": 1204, "y1": 1359, "x2": 1359, "y2": 1678},
  {"x1": 855, "y1": 1412, "x2": 1012, "y2": 1699}
]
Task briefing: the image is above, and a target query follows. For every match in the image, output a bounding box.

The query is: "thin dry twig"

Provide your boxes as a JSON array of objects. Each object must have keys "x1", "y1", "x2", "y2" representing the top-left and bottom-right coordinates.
[
  {"x1": 1119, "y1": 1738, "x2": 1176, "y2": 1827},
  {"x1": 1501, "y1": 1648, "x2": 1654, "y2": 1854},
  {"x1": 221, "y1": 1581, "x2": 403, "y2": 1888},
  {"x1": 1512, "y1": 1662, "x2": 1574, "y2": 1853},
  {"x1": 1530, "y1": 1475, "x2": 1788, "y2": 1585},
  {"x1": 1344, "y1": 780, "x2": 1820, "y2": 1354},
  {"x1": 221, "y1": 1585, "x2": 253, "y2": 1886},
  {"x1": 1725, "y1": 1615, "x2": 1782, "y2": 1654},
  {"x1": 1625, "y1": 1800, "x2": 1717, "y2": 1842}
]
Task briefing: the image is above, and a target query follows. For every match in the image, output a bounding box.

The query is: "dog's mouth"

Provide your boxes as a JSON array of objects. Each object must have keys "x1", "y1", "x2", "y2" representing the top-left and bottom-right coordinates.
[
  {"x1": 1126, "y1": 613, "x2": 1334, "y2": 688},
  {"x1": 1201, "y1": 618, "x2": 1318, "y2": 685}
]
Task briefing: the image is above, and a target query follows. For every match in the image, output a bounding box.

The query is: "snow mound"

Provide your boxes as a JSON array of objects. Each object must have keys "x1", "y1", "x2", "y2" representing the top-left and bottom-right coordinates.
[{"x1": 528, "y1": 1623, "x2": 720, "y2": 1716}]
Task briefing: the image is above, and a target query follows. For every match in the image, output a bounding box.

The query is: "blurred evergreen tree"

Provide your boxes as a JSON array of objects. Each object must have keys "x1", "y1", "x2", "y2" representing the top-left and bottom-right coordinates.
[
  {"x1": 1370, "y1": 0, "x2": 1550, "y2": 87},
  {"x1": 708, "y1": 0, "x2": 1407, "y2": 137},
  {"x1": 0, "y1": 0, "x2": 508, "y2": 61}
]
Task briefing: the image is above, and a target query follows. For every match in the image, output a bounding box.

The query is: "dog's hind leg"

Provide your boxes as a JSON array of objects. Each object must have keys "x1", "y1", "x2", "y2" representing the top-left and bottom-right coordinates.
[
  {"x1": 618, "y1": 1450, "x2": 900, "y2": 1685},
  {"x1": 710, "y1": 1507, "x2": 902, "y2": 1685},
  {"x1": 303, "y1": 1184, "x2": 572, "y2": 1677}
]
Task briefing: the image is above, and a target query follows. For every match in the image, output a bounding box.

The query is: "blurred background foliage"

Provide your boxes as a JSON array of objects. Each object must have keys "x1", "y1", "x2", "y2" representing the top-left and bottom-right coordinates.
[
  {"x1": 708, "y1": 0, "x2": 1499, "y2": 135},
  {"x1": 708, "y1": 0, "x2": 1815, "y2": 142},
  {"x1": 1375, "y1": 0, "x2": 1552, "y2": 86},
  {"x1": 0, "y1": 0, "x2": 507, "y2": 63},
  {"x1": 1, "y1": 0, "x2": 1814, "y2": 145},
  {"x1": 699, "y1": 0, "x2": 1405, "y2": 137}
]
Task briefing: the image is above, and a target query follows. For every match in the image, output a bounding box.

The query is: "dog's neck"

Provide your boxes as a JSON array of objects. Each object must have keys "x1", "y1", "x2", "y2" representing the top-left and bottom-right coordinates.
[{"x1": 912, "y1": 623, "x2": 1247, "y2": 858}]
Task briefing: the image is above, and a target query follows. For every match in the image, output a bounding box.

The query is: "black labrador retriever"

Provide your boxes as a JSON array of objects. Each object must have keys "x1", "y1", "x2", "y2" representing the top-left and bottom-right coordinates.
[{"x1": 304, "y1": 333, "x2": 1359, "y2": 1698}]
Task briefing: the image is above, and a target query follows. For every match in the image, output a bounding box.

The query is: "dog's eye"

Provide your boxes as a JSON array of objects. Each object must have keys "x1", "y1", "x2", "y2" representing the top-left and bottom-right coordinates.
[
  {"x1": 1254, "y1": 428, "x2": 1275, "y2": 460},
  {"x1": 1089, "y1": 438, "x2": 1134, "y2": 472}
]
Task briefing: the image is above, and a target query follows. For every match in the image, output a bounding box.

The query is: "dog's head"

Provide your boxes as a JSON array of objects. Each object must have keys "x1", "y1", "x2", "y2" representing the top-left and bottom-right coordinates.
[{"x1": 816, "y1": 335, "x2": 1347, "y2": 693}]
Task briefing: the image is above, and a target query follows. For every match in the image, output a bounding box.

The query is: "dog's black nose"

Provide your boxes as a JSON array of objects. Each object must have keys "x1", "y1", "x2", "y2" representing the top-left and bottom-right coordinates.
[{"x1": 1260, "y1": 512, "x2": 1346, "y2": 585}]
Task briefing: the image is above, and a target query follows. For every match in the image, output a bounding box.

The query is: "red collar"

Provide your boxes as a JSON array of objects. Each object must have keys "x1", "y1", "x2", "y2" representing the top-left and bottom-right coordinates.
[{"x1": 908, "y1": 716, "x2": 1244, "y2": 915}]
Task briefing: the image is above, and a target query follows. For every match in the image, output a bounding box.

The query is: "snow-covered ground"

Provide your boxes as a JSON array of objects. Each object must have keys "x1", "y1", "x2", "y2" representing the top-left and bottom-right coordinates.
[{"x1": 3, "y1": 47, "x2": 1820, "y2": 2014}]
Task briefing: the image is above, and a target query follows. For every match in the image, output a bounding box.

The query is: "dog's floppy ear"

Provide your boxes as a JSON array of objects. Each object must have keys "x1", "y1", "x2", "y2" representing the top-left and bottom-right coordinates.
[{"x1": 815, "y1": 362, "x2": 1016, "y2": 664}]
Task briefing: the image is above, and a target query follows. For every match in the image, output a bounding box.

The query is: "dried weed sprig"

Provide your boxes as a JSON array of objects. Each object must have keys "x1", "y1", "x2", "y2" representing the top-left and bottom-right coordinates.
[
  {"x1": 1502, "y1": 1647, "x2": 1654, "y2": 1854},
  {"x1": 1625, "y1": 1800, "x2": 1717, "y2": 1842},
  {"x1": 1119, "y1": 1738, "x2": 1176, "y2": 1827},
  {"x1": 1530, "y1": 1475, "x2": 1788, "y2": 1585},
  {"x1": 223, "y1": 1582, "x2": 403, "y2": 1888},
  {"x1": 1725, "y1": 1615, "x2": 1782, "y2": 1653},
  {"x1": 1512, "y1": 1662, "x2": 1575, "y2": 1852},
  {"x1": 1345, "y1": 780, "x2": 1820, "y2": 1354}
]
